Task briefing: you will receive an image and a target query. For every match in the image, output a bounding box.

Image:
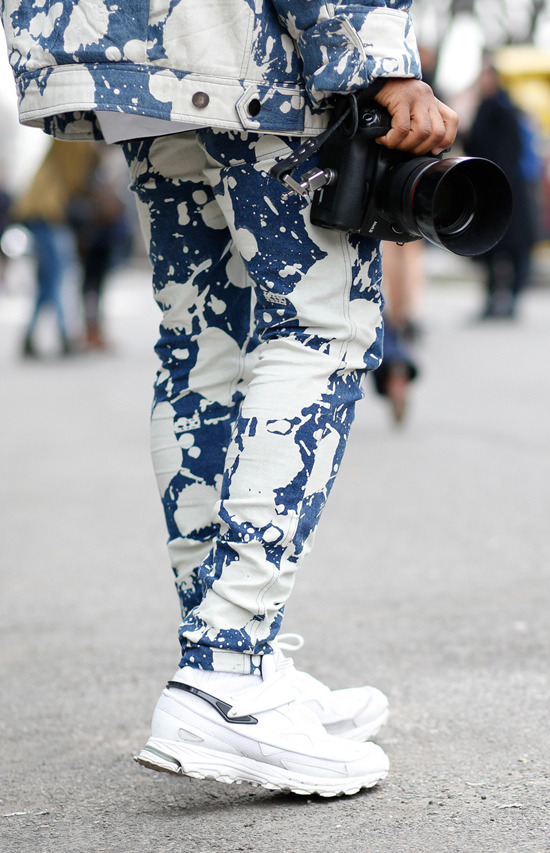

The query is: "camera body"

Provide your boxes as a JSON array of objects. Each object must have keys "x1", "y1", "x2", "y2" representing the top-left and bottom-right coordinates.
[
  {"x1": 311, "y1": 102, "x2": 416, "y2": 240},
  {"x1": 310, "y1": 98, "x2": 513, "y2": 257}
]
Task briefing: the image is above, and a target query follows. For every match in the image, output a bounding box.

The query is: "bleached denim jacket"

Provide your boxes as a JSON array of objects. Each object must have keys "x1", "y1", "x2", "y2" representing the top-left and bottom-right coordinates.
[{"x1": 1, "y1": 0, "x2": 421, "y2": 140}]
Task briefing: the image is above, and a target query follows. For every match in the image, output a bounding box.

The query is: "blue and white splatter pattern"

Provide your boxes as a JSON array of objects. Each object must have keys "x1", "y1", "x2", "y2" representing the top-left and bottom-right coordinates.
[
  {"x1": 1, "y1": 0, "x2": 420, "y2": 139},
  {"x1": 122, "y1": 129, "x2": 383, "y2": 672}
]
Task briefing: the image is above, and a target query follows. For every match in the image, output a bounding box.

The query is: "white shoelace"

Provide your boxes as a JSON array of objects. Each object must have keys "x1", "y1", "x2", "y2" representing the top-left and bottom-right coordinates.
[{"x1": 276, "y1": 632, "x2": 305, "y2": 652}]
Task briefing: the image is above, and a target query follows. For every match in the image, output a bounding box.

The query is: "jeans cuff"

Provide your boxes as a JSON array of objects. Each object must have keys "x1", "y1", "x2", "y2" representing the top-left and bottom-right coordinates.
[{"x1": 180, "y1": 646, "x2": 265, "y2": 674}]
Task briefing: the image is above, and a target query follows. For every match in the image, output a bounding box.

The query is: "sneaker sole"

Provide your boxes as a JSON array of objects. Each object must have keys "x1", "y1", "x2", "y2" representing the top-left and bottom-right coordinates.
[{"x1": 135, "y1": 737, "x2": 389, "y2": 797}]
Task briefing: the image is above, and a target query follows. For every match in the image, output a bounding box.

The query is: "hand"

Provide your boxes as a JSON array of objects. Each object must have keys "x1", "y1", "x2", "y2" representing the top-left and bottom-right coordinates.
[{"x1": 374, "y1": 78, "x2": 458, "y2": 156}]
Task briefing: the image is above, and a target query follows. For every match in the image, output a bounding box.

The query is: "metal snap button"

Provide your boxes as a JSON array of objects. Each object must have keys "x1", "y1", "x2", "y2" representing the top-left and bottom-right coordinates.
[{"x1": 192, "y1": 92, "x2": 210, "y2": 109}]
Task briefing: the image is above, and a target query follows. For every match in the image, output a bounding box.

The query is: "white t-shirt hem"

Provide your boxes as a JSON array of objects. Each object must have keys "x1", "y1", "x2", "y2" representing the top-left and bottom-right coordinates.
[{"x1": 96, "y1": 111, "x2": 207, "y2": 143}]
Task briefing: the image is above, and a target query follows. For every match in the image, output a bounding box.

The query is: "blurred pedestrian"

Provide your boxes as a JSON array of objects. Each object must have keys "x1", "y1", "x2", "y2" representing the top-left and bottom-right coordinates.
[
  {"x1": 10, "y1": 138, "x2": 99, "y2": 357},
  {"x1": 70, "y1": 146, "x2": 134, "y2": 351},
  {"x1": 371, "y1": 241, "x2": 421, "y2": 424},
  {"x1": 370, "y1": 44, "x2": 437, "y2": 424},
  {"x1": 382, "y1": 237, "x2": 426, "y2": 343},
  {"x1": 465, "y1": 60, "x2": 542, "y2": 319},
  {"x1": 0, "y1": 181, "x2": 11, "y2": 285}
]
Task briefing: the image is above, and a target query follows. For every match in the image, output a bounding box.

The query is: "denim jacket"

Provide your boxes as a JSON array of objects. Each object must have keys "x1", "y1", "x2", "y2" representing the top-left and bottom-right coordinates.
[{"x1": 1, "y1": 0, "x2": 420, "y2": 140}]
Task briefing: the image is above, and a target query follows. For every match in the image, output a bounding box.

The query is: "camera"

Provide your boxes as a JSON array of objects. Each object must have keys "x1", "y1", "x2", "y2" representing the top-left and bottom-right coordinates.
[{"x1": 289, "y1": 94, "x2": 513, "y2": 257}]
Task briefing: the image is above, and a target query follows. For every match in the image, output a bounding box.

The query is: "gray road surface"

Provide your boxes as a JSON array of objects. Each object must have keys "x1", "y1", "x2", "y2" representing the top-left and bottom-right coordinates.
[{"x1": 1, "y1": 250, "x2": 549, "y2": 853}]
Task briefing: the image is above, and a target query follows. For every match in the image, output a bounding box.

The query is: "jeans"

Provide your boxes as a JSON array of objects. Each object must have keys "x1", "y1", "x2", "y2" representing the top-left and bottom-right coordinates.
[
  {"x1": 24, "y1": 220, "x2": 72, "y2": 344},
  {"x1": 122, "y1": 130, "x2": 384, "y2": 673}
]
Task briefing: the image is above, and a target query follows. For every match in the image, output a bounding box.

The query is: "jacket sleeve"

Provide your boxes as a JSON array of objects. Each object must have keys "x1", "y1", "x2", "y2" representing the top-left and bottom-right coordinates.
[{"x1": 268, "y1": 1, "x2": 421, "y2": 106}]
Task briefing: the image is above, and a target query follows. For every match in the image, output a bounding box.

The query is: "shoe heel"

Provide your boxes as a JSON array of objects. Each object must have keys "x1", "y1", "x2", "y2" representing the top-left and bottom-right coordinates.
[{"x1": 135, "y1": 740, "x2": 182, "y2": 775}]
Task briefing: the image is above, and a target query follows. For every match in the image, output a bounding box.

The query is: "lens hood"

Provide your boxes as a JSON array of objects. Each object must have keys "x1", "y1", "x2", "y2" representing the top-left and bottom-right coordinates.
[{"x1": 390, "y1": 156, "x2": 513, "y2": 256}]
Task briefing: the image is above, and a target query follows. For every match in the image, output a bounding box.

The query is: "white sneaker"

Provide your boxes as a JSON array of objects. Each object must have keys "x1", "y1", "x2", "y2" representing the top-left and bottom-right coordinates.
[
  {"x1": 135, "y1": 656, "x2": 389, "y2": 797},
  {"x1": 275, "y1": 634, "x2": 389, "y2": 741}
]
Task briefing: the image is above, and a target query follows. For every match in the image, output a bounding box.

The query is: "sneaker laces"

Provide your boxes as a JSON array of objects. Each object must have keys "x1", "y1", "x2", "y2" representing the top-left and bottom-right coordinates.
[
  {"x1": 273, "y1": 633, "x2": 332, "y2": 702},
  {"x1": 276, "y1": 633, "x2": 305, "y2": 653}
]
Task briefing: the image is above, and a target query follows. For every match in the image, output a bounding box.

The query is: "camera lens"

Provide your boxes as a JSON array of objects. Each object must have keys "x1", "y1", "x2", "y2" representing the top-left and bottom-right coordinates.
[
  {"x1": 389, "y1": 157, "x2": 512, "y2": 256},
  {"x1": 433, "y1": 174, "x2": 476, "y2": 237}
]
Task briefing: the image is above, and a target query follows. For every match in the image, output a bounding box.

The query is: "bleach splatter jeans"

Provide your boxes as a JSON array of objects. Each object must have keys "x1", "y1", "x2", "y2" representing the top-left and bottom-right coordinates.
[{"x1": 122, "y1": 129, "x2": 383, "y2": 674}]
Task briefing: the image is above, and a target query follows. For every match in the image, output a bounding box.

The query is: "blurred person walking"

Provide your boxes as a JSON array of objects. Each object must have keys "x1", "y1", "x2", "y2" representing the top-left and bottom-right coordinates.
[
  {"x1": 465, "y1": 60, "x2": 542, "y2": 320},
  {"x1": 0, "y1": 181, "x2": 11, "y2": 285},
  {"x1": 70, "y1": 145, "x2": 134, "y2": 351},
  {"x1": 368, "y1": 46, "x2": 438, "y2": 424},
  {"x1": 10, "y1": 138, "x2": 99, "y2": 357},
  {"x1": 371, "y1": 241, "x2": 421, "y2": 424}
]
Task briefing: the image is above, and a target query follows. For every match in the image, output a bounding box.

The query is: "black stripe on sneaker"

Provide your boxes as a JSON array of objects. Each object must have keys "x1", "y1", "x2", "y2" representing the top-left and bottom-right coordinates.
[{"x1": 166, "y1": 681, "x2": 259, "y2": 725}]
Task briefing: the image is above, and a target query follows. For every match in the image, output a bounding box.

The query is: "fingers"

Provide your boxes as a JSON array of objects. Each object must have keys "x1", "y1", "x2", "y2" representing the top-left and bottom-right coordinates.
[
  {"x1": 374, "y1": 79, "x2": 458, "y2": 155},
  {"x1": 432, "y1": 100, "x2": 460, "y2": 154}
]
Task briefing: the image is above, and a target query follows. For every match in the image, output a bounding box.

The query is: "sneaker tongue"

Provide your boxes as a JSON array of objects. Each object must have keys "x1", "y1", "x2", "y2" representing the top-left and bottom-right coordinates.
[
  {"x1": 288, "y1": 668, "x2": 332, "y2": 701},
  {"x1": 271, "y1": 647, "x2": 331, "y2": 702}
]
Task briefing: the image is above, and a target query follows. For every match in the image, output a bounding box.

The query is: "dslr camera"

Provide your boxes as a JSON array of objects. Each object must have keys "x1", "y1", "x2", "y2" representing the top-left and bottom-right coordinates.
[{"x1": 273, "y1": 92, "x2": 512, "y2": 257}]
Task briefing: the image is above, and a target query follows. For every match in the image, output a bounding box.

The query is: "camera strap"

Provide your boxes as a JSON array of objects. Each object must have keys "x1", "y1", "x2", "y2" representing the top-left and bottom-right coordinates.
[
  {"x1": 270, "y1": 81, "x2": 386, "y2": 197},
  {"x1": 270, "y1": 96, "x2": 358, "y2": 198}
]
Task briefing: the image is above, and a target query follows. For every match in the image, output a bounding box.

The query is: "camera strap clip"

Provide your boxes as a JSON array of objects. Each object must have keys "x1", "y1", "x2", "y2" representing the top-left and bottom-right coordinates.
[{"x1": 279, "y1": 167, "x2": 336, "y2": 200}]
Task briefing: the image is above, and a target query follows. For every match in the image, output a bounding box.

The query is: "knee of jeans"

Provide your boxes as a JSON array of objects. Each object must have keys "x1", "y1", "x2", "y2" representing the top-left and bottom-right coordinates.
[
  {"x1": 257, "y1": 304, "x2": 383, "y2": 375},
  {"x1": 215, "y1": 493, "x2": 300, "y2": 552},
  {"x1": 156, "y1": 325, "x2": 247, "y2": 403}
]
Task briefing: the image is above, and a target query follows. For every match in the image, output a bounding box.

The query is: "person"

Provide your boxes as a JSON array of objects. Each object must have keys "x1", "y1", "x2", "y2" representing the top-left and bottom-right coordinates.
[
  {"x1": 371, "y1": 241, "x2": 423, "y2": 424},
  {"x1": 371, "y1": 315, "x2": 418, "y2": 424},
  {"x1": 9, "y1": 139, "x2": 99, "y2": 357},
  {"x1": 0, "y1": 181, "x2": 11, "y2": 285},
  {"x1": 69, "y1": 145, "x2": 134, "y2": 350},
  {"x1": 465, "y1": 60, "x2": 541, "y2": 319},
  {"x1": 1, "y1": 1, "x2": 457, "y2": 796}
]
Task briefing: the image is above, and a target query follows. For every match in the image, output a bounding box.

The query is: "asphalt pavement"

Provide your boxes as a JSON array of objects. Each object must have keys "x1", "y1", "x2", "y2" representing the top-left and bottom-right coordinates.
[{"x1": 1, "y1": 248, "x2": 549, "y2": 853}]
